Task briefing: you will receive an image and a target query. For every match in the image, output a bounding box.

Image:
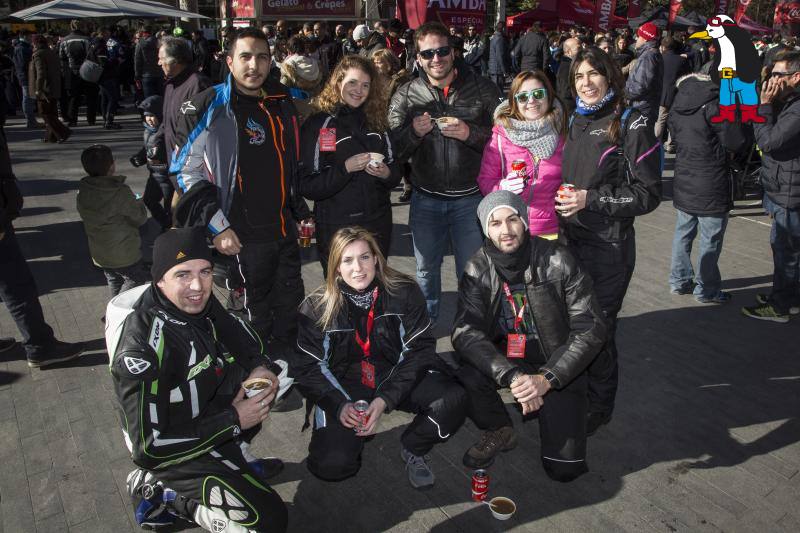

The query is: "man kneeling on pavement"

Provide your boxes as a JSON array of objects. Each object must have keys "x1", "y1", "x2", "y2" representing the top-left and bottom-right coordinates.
[
  {"x1": 108, "y1": 228, "x2": 287, "y2": 532},
  {"x1": 453, "y1": 190, "x2": 607, "y2": 482}
]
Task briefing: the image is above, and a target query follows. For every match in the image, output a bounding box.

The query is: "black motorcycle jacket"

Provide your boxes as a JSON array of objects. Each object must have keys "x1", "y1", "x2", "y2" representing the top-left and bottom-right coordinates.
[
  {"x1": 110, "y1": 284, "x2": 273, "y2": 471},
  {"x1": 452, "y1": 238, "x2": 607, "y2": 389}
]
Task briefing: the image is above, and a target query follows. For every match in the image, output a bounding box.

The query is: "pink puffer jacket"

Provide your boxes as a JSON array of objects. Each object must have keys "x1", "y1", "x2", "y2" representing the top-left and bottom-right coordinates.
[{"x1": 477, "y1": 124, "x2": 564, "y2": 236}]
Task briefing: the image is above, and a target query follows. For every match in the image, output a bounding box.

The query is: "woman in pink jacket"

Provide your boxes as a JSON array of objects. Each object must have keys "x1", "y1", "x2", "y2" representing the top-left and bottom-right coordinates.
[{"x1": 477, "y1": 70, "x2": 566, "y2": 239}]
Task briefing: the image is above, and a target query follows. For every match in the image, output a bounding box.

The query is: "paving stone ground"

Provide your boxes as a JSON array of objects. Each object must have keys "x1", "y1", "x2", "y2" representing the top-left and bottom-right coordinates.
[{"x1": 0, "y1": 106, "x2": 798, "y2": 533}]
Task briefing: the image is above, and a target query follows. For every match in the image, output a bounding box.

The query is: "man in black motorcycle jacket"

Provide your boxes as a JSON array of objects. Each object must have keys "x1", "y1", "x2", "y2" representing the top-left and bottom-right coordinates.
[{"x1": 108, "y1": 228, "x2": 287, "y2": 533}]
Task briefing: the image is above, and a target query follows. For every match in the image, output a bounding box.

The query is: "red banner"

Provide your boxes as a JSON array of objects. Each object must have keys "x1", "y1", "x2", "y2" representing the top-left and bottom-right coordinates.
[
  {"x1": 231, "y1": 0, "x2": 255, "y2": 18},
  {"x1": 261, "y1": 0, "x2": 359, "y2": 18},
  {"x1": 593, "y1": 0, "x2": 618, "y2": 32},
  {"x1": 396, "y1": 0, "x2": 488, "y2": 32},
  {"x1": 774, "y1": 0, "x2": 800, "y2": 35},
  {"x1": 714, "y1": 0, "x2": 730, "y2": 16},
  {"x1": 627, "y1": 0, "x2": 641, "y2": 19},
  {"x1": 668, "y1": 0, "x2": 683, "y2": 27},
  {"x1": 733, "y1": 0, "x2": 752, "y2": 23}
]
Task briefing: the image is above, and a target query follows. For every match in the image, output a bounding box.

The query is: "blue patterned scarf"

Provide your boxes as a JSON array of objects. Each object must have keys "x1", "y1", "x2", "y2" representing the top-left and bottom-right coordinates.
[{"x1": 575, "y1": 89, "x2": 616, "y2": 116}]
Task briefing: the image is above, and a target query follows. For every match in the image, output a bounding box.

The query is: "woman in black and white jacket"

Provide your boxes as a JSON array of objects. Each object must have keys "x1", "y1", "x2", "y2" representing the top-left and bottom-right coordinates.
[
  {"x1": 299, "y1": 55, "x2": 402, "y2": 274},
  {"x1": 293, "y1": 227, "x2": 467, "y2": 488}
]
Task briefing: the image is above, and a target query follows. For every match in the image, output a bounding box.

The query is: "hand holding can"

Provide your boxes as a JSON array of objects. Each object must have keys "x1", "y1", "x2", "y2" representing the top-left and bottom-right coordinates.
[{"x1": 353, "y1": 400, "x2": 370, "y2": 432}]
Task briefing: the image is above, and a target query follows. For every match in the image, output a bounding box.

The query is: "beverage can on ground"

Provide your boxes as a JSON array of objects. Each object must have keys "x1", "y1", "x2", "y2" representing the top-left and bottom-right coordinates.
[{"x1": 472, "y1": 469, "x2": 489, "y2": 501}]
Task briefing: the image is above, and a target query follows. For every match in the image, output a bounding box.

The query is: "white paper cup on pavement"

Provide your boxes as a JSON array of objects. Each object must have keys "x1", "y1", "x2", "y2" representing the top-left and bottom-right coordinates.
[
  {"x1": 488, "y1": 497, "x2": 516, "y2": 520},
  {"x1": 368, "y1": 152, "x2": 385, "y2": 167},
  {"x1": 242, "y1": 377, "x2": 272, "y2": 398}
]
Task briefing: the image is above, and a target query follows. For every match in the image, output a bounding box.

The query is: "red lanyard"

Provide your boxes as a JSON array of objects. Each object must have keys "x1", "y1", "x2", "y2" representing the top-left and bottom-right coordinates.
[
  {"x1": 354, "y1": 287, "x2": 379, "y2": 357},
  {"x1": 502, "y1": 283, "x2": 526, "y2": 332}
]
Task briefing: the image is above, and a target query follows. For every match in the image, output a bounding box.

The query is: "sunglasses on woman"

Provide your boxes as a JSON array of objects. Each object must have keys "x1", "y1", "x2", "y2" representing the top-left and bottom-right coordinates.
[
  {"x1": 514, "y1": 88, "x2": 547, "y2": 104},
  {"x1": 418, "y1": 46, "x2": 451, "y2": 60}
]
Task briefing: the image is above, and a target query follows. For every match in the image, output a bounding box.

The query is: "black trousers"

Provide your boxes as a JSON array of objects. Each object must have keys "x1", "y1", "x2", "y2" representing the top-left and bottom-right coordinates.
[
  {"x1": 142, "y1": 171, "x2": 174, "y2": 230},
  {"x1": 315, "y1": 212, "x2": 393, "y2": 277},
  {"x1": 36, "y1": 99, "x2": 70, "y2": 142},
  {"x1": 66, "y1": 71, "x2": 98, "y2": 124},
  {"x1": 144, "y1": 364, "x2": 287, "y2": 532},
  {"x1": 567, "y1": 234, "x2": 636, "y2": 416},
  {"x1": 232, "y1": 236, "x2": 304, "y2": 360},
  {"x1": 0, "y1": 223, "x2": 56, "y2": 358},
  {"x1": 306, "y1": 369, "x2": 467, "y2": 482},
  {"x1": 457, "y1": 362, "x2": 589, "y2": 482}
]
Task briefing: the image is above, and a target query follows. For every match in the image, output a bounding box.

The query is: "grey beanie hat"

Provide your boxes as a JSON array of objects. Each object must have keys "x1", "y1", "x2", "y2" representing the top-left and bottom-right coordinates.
[{"x1": 477, "y1": 190, "x2": 530, "y2": 237}]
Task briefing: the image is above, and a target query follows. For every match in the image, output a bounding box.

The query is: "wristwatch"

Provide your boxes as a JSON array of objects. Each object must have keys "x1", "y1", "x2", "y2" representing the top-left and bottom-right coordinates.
[{"x1": 540, "y1": 369, "x2": 559, "y2": 387}]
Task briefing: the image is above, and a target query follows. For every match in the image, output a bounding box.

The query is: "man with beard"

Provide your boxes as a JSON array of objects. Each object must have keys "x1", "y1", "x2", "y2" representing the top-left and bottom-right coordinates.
[
  {"x1": 742, "y1": 51, "x2": 800, "y2": 323},
  {"x1": 171, "y1": 28, "x2": 310, "y2": 362},
  {"x1": 389, "y1": 21, "x2": 500, "y2": 325},
  {"x1": 452, "y1": 190, "x2": 606, "y2": 480}
]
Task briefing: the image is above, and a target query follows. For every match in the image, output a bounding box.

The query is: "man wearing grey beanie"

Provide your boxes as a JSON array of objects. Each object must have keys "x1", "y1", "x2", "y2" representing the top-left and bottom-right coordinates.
[{"x1": 452, "y1": 190, "x2": 607, "y2": 482}]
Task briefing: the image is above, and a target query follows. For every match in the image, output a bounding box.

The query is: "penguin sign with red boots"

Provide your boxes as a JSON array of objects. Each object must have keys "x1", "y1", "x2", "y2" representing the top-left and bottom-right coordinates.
[{"x1": 689, "y1": 15, "x2": 765, "y2": 123}]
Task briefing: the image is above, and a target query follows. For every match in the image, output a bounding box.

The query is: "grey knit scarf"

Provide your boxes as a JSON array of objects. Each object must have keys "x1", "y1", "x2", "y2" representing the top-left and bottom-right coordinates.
[{"x1": 494, "y1": 100, "x2": 562, "y2": 161}]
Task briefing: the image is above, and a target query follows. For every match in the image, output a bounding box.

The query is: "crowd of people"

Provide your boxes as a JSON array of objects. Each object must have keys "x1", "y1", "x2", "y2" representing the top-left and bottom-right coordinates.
[{"x1": 0, "y1": 14, "x2": 799, "y2": 533}]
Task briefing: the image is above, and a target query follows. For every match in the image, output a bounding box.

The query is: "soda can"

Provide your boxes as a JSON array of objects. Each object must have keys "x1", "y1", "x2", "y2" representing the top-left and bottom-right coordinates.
[
  {"x1": 353, "y1": 400, "x2": 369, "y2": 430},
  {"x1": 511, "y1": 159, "x2": 527, "y2": 178},
  {"x1": 557, "y1": 183, "x2": 576, "y2": 203},
  {"x1": 471, "y1": 469, "x2": 489, "y2": 501}
]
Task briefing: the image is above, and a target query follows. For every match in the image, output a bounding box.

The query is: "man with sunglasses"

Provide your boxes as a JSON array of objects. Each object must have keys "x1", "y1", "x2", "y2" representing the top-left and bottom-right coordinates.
[
  {"x1": 389, "y1": 21, "x2": 501, "y2": 325},
  {"x1": 742, "y1": 51, "x2": 800, "y2": 323}
]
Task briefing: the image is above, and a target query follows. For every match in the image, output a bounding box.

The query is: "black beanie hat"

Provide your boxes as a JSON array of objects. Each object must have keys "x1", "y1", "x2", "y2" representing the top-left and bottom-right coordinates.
[{"x1": 151, "y1": 227, "x2": 213, "y2": 282}]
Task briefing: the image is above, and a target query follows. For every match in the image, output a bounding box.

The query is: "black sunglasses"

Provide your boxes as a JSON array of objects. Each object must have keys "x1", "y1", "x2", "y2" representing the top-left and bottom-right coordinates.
[
  {"x1": 418, "y1": 46, "x2": 452, "y2": 60},
  {"x1": 770, "y1": 70, "x2": 799, "y2": 78}
]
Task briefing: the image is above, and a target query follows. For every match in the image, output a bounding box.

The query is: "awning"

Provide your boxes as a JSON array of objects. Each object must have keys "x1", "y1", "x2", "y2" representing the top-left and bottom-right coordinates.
[{"x1": 10, "y1": 0, "x2": 208, "y2": 21}]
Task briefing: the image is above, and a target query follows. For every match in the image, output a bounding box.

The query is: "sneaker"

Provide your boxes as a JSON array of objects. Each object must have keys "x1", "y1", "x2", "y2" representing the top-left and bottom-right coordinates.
[
  {"x1": 0, "y1": 337, "x2": 17, "y2": 353},
  {"x1": 670, "y1": 283, "x2": 694, "y2": 295},
  {"x1": 586, "y1": 411, "x2": 613, "y2": 436},
  {"x1": 756, "y1": 294, "x2": 800, "y2": 315},
  {"x1": 742, "y1": 303, "x2": 790, "y2": 324},
  {"x1": 400, "y1": 447, "x2": 435, "y2": 489},
  {"x1": 695, "y1": 291, "x2": 732, "y2": 304},
  {"x1": 462, "y1": 426, "x2": 517, "y2": 469},
  {"x1": 247, "y1": 458, "x2": 284, "y2": 480},
  {"x1": 27, "y1": 340, "x2": 84, "y2": 368}
]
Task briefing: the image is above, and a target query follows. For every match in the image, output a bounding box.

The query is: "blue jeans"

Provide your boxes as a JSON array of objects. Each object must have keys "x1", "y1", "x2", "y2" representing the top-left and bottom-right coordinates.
[
  {"x1": 409, "y1": 191, "x2": 483, "y2": 321},
  {"x1": 669, "y1": 209, "x2": 729, "y2": 298},
  {"x1": 719, "y1": 77, "x2": 758, "y2": 106},
  {"x1": 20, "y1": 84, "x2": 37, "y2": 126},
  {"x1": 763, "y1": 194, "x2": 800, "y2": 313}
]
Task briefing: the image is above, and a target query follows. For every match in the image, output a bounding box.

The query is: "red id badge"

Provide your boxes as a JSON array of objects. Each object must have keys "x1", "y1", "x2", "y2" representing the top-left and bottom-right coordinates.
[
  {"x1": 506, "y1": 333, "x2": 526, "y2": 359},
  {"x1": 319, "y1": 128, "x2": 336, "y2": 152},
  {"x1": 361, "y1": 360, "x2": 376, "y2": 388}
]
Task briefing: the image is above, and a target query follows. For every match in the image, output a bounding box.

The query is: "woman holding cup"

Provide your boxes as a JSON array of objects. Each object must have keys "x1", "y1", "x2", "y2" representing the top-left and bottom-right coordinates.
[
  {"x1": 477, "y1": 70, "x2": 566, "y2": 240},
  {"x1": 299, "y1": 55, "x2": 401, "y2": 274},
  {"x1": 557, "y1": 47, "x2": 662, "y2": 435},
  {"x1": 292, "y1": 227, "x2": 467, "y2": 487}
]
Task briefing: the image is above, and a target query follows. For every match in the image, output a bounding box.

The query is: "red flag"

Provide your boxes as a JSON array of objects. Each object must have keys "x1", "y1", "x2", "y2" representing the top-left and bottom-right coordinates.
[
  {"x1": 773, "y1": 1, "x2": 800, "y2": 35},
  {"x1": 733, "y1": 0, "x2": 752, "y2": 23},
  {"x1": 714, "y1": 0, "x2": 730, "y2": 16},
  {"x1": 593, "y1": 0, "x2": 619, "y2": 32},
  {"x1": 627, "y1": 0, "x2": 641, "y2": 19},
  {"x1": 668, "y1": 0, "x2": 683, "y2": 27}
]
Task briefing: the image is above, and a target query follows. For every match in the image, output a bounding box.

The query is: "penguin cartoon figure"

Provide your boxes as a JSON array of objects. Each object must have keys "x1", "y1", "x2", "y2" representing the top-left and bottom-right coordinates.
[{"x1": 690, "y1": 15, "x2": 765, "y2": 124}]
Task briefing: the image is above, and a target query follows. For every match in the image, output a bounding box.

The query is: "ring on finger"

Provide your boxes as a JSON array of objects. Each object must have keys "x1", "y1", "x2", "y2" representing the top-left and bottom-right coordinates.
[{"x1": 260, "y1": 400, "x2": 265, "y2": 407}]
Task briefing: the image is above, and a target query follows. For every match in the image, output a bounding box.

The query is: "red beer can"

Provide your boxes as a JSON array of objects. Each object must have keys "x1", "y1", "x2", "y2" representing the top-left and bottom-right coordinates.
[
  {"x1": 511, "y1": 159, "x2": 527, "y2": 178},
  {"x1": 557, "y1": 183, "x2": 575, "y2": 202},
  {"x1": 471, "y1": 469, "x2": 489, "y2": 501}
]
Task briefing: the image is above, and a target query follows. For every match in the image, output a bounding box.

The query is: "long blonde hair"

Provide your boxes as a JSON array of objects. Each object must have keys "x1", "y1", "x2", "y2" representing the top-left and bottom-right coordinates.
[
  {"x1": 496, "y1": 70, "x2": 566, "y2": 136},
  {"x1": 314, "y1": 227, "x2": 413, "y2": 330},
  {"x1": 312, "y1": 55, "x2": 389, "y2": 131}
]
